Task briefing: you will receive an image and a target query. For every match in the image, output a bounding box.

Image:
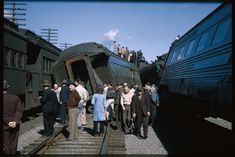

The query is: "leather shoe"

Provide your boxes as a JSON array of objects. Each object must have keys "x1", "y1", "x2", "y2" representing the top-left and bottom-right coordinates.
[{"x1": 143, "y1": 136, "x2": 148, "y2": 139}]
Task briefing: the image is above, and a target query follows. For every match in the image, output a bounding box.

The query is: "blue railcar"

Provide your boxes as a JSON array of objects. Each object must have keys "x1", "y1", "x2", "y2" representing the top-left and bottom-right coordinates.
[{"x1": 159, "y1": 3, "x2": 232, "y2": 123}]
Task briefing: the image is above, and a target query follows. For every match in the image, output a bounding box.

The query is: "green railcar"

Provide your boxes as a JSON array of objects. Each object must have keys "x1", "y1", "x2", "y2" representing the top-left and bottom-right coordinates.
[{"x1": 52, "y1": 42, "x2": 142, "y2": 95}]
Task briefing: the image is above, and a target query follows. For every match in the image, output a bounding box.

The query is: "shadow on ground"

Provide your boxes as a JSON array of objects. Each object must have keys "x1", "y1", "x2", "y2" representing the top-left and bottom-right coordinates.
[{"x1": 152, "y1": 106, "x2": 233, "y2": 156}]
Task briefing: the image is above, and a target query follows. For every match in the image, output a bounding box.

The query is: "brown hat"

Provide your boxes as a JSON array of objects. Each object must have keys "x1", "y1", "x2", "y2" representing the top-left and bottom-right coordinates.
[
  {"x1": 3, "y1": 80, "x2": 10, "y2": 90},
  {"x1": 42, "y1": 80, "x2": 50, "y2": 87}
]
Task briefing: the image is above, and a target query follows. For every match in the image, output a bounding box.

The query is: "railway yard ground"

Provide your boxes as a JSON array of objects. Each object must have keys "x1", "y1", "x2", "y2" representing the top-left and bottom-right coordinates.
[{"x1": 18, "y1": 105, "x2": 233, "y2": 155}]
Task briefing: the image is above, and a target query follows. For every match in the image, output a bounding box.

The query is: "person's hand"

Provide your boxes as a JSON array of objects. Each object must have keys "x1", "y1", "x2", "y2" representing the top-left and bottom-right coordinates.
[
  {"x1": 147, "y1": 112, "x2": 150, "y2": 116},
  {"x1": 122, "y1": 106, "x2": 125, "y2": 110},
  {"x1": 8, "y1": 121, "x2": 16, "y2": 128},
  {"x1": 157, "y1": 103, "x2": 160, "y2": 107},
  {"x1": 133, "y1": 113, "x2": 136, "y2": 118},
  {"x1": 39, "y1": 96, "x2": 42, "y2": 99}
]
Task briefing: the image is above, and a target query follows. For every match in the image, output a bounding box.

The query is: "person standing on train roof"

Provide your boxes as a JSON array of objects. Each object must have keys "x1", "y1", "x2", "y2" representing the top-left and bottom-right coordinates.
[
  {"x1": 39, "y1": 80, "x2": 58, "y2": 136},
  {"x1": 121, "y1": 85, "x2": 134, "y2": 134},
  {"x1": 3, "y1": 80, "x2": 23, "y2": 154},
  {"x1": 66, "y1": 81, "x2": 81, "y2": 141},
  {"x1": 52, "y1": 83, "x2": 61, "y2": 121},
  {"x1": 91, "y1": 85, "x2": 107, "y2": 136},
  {"x1": 117, "y1": 44, "x2": 121, "y2": 56},
  {"x1": 113, "y1": 40, "x2": 118, "y2": 53},
  {"x1": 75, "y1": 79, "x2": 89, "y2": 128},
  {"x1": 59, "y1": 79, "x2": 70, "y2": 125}
]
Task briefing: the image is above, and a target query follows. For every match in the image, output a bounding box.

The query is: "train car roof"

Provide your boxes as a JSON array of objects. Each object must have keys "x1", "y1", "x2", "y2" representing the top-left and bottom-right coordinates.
[
  {"x1": 54, "y1": 42, "x2": 136, "y2": 67},
  {"x1": 19, "y1": 28, "x2": 62, "y2": 54}
]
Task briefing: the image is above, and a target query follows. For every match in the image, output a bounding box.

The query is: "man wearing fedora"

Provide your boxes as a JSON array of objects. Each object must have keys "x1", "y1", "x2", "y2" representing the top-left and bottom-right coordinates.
[
  {"x1": 132, "y1": 87, "x2": 151, "y2": 139},
  {"x1": 40, "y1": 80, "x2": 58, "y2": 136},
  {"x1": 3, "y1": 80, "x2": 23, "y2": 154},
  {"x1": 60, "y1": 79, "x2": 70, "y2": 125}
]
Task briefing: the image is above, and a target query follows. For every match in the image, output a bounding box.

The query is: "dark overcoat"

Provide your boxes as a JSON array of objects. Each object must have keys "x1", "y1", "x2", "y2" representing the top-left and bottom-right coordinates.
[
  {"x1": 41, "y1": 88, "x2": 58, "y2": 113},
  {"x1": 131, "y1": 92, "x2": 151, "y2": 118},
  {"x1": 60, "y1": 85, "x2": 70, "y2": 104},
  {"x1": 3, "y1": 93, "x2": 23, "y2": 130},
  {"x1": 3, "y1": 92, "x2": 23, "y2": 154}
]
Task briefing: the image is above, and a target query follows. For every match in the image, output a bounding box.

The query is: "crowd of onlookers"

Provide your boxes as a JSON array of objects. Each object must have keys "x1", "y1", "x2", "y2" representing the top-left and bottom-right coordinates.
[
  {"x1": 113, "y1": 41, "x2": 146, "y2": 66},
  {"x1": 3, "y1": 78, "x2": 160, "y2": 154}
]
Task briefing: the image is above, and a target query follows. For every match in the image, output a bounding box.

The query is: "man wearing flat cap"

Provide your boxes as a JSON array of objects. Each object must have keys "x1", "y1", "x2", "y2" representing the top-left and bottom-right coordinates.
[
  {"x1": 39, "y1": 80, "x2": 58, "y2": 136},
  {"x1": 3, "y1": 80, "x2": 23, "y2": 154}
]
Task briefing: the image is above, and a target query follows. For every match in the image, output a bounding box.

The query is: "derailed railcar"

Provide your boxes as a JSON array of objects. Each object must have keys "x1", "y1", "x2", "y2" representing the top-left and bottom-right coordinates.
[
  {"x1": 158, "y1": 3, "x2": 232, "y2": 123},
  {"x1": 52, "y1": 42, "x2": 142, "y2": 94},
  {"x1": 3, "y1": 18, "x2": 61, "y2": 110}
]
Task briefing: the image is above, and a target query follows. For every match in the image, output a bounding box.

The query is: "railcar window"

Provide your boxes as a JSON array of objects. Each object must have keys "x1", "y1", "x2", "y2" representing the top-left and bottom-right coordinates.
[
  {"x1": 18, "y1": 53, "x2": 24, "y2": 69},
  {"x1": 170, "y1": 49, "x2": 180, "y2": 64},
  {"x1": 4, "y1": 48, "x2": 9, "y2": 66},
  {"x1": 11, "y1": 51, "x2": 17, "y2": 67},
  {"x1": 166, "y1": 52, "x2": 174, "y2": 65},
  {"x1": 177, "y1": 46, "x2": 186, "y2": 61},
  {"x1": 212, "y1": 18, "x2": 231, "y2": 45},
  {"x1": 43, "y1": 57, "x2": 46, "y2": 72},
  {"x1": 195, "y1": 31, "x2": 210, "y2": 53},
  {"x1": 184, "y1": 40, "x2": 196, "y2": 57}
]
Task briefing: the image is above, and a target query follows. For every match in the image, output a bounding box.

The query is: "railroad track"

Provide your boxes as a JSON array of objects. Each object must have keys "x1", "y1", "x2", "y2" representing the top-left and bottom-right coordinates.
[{"x1": 20, "y1": 113, "x2": 126, "y2": 155}]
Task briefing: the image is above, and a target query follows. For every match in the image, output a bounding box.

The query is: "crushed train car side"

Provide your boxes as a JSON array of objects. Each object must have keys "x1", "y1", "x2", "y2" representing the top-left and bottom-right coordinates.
[{"x1": 52, "y1": 42, "x2": 142, "y2": 94}]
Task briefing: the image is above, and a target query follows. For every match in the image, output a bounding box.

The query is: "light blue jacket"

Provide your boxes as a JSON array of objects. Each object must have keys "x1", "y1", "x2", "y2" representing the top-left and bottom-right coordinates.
[{"x1": 91, "y1": 93, "x2": 106, "y2": 121}]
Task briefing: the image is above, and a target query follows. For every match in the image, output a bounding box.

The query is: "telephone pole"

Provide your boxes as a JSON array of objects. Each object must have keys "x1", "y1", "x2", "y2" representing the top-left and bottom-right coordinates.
[
  {"x1": 60, "y1": 43, "x2": 72, "y2": 50},
  {"x1": 4, "y1": 0, "x2": 27, "y2": 26},
  {"x1": 40, "y1": 28, "x2": 58, "y2": 45}
]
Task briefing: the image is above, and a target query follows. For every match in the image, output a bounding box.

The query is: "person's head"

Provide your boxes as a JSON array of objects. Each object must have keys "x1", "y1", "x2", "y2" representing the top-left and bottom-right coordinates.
[
  {"x1": 68, "y1": 81, "x2": 77, "y2": 91},
  {"x1": 136, "y1": 88, "x2": 143, "y2": 95},
  {"x1": 143, "y1": 86, "x2": 151, "y2": 92},
  {"x1": 62, "y1": 79, "x2": 67, "y2": 85},
  {"x1": 3, "y1": 80, "x2": 10, "y2": 91},
  {"x1": 54, "y1": 83, "x2": 59, "y2": 90},
  {"x1": 124, "y1": 86, "x2": 130, "y2": 94},
  {"x1": 42, "y1": 80, "x2": 50, "y2": 89},
  {"x1": 96, "y1": 85, "x2": 104, "y2": 94}
]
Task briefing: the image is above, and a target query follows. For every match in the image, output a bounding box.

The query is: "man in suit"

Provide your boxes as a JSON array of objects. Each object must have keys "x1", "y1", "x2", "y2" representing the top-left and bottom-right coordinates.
[
  {"x1": 132, "y1": 87, "x2": 151, "y2": 139},
  {"x1": 3, "y1": 80, "x2": 23, "y2": 154},
  {"x1": 59, "y1": 79, "x2": 70, "y2": 125},
  {"x1": 39, "y1": 80, "x2": 58, "y2": 136}
]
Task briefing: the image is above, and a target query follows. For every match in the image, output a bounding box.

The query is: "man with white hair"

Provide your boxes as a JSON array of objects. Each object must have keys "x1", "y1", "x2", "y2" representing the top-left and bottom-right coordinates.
[{"x1": 76, "y1": 80, "x2": 89, "y2": 128}]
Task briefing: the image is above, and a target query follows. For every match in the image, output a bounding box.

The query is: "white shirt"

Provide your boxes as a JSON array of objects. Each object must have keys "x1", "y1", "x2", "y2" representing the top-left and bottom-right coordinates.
[{"x1": 76, "y1": 84, "x2": 89, "y2": 102}]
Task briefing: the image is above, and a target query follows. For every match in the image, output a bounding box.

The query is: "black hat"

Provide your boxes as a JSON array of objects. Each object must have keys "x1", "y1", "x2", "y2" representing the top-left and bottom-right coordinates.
[
  {"x1": 68, "y1": 81, "x2": 77, "y2": 87},
  {"x1": 42, "y1": 80, "x2": 50, "y2": 87},
  {"x1": 62, "y1": 79, "x2": 67, "y2": 85},
  {"x1": 3, "y1": 80, "x2": 10, "y2": 90},
  {"x1": 136, "y1": 88, "x2": 142, "y2": 93}
]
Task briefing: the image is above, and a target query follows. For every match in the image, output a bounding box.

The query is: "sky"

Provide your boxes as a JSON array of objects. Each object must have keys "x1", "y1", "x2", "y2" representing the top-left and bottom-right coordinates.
[{"x1": 4, "y1": 1, "x2": 221, "y2": 62}]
